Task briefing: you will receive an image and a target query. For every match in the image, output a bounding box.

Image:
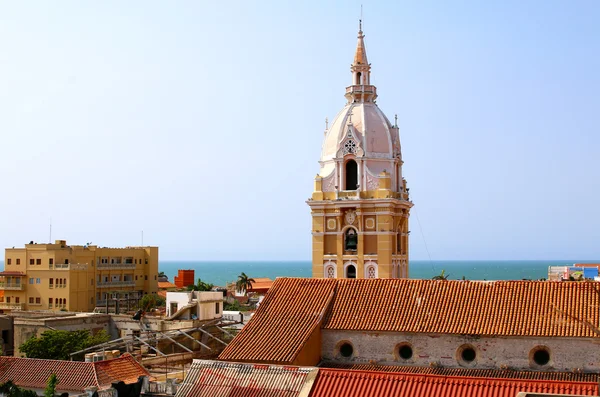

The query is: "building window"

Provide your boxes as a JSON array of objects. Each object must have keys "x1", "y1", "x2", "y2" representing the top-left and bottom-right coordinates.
[
  {"x1": 135, "y1": 275, "x2": 138, "y2": 280},
  {"x1": 154, "y1": 275, "x2": 157, "y2": 280},
  {"x1": 36, "y1": 278, "x2": 40, "y2": 284},
  {"x1": 15, "y1": 297, "x2": 19, "y2": 304},
  {"x1": 326, "y1": 265, "x2": 335, "y2": 279},
  {"x1": 6, "y1": 297, "x2": 10, "y2": 303},
  {"x1": 395, "y1": 343, "x2": 413, "y2": 361},
  {"x1": 145, "y1": 275, "x2": 148, "y2": 281},
  {"x1": 344, "y1": 228, "x2": 358, "y2": 251},
  {"x1": 36, "y1": 259, "x2": 41, "y2": 265},
  {"x1": 36, "y1": 297, "x2": 40, "y2": 304},
  {"x1": 49, "y1": 278, "x2": 53, "y2": 288},
  {"x1": 145, "y1": 259, "x2": 148, "y2": 264},
  {"x1": 6, "y1": 259, "x2": 11, "y2": 265},
  {"x1": 49, "y1": 258, "x2": 53, "y2": 265},
  {"x1": 345, "y1": 264, "x2": 356, "y2": 279},
  {"x1": 64, "y1": 259, "x2": 69, "y2": 264},
  {"x1": 215, "y1": 302, "x2": 220, "y2": 314},
  {"x1": 30, "y1": 259, "x2": 34, "y2": 265},
  {"x1": 367, "y1": 265, "x2": 376, "y2": 279},
  {"x1": 344, "y1": 159, "x2": 358, "y2": 190},
  {"x1": 29, "y1": 278, "x2": 34, "y2": 284},
  {"x1": 16, "y1": 259, "x2": 20, "y2": 265},
  {"x1": 29, "y1": 297, "x2": 34, "y2": 304},
  {"x1": 338, "y1": 341, "x2": 354, "y2": 358}
]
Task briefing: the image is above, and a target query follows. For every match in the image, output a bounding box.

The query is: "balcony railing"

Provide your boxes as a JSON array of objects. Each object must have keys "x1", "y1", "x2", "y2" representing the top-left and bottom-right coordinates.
[
  {"x1": 97, "y1": 263, "x2": 136, "y2": 270},
  {"x1": 338, "y1": 190, "x2": 359, "y2": 199},
  {"x1": 0, "y1": 283, "x2": 23, "y2": 290},
  {"x1": 345, "y1": 85, "x2": 377, "y2": 95},
  {"x1": 0, "y1": 303, "x2": 24, "y2": 310},
  {"x1": 96, "y1": 280, "x2": 135, "y2": 288}
]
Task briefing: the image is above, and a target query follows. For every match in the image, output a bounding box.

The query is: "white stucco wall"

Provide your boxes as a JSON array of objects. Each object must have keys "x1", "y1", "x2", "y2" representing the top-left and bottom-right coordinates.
[
  {"x1": 322, "y1": 330, "x2": 600, "y2": 372},
  {"x1": 166, "y1": 292, "x2": 192, "y2": 317}
]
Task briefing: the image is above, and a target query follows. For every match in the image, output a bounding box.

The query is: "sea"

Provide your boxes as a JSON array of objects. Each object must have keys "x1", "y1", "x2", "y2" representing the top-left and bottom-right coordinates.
[{"x1": 1, "y1": 259, "x2": 597, "y2": 287}]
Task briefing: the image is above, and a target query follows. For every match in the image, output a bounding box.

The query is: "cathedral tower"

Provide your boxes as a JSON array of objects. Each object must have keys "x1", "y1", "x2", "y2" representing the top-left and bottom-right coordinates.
[{"x1": 307, "y1": 23, "x2": 413, "y2": 279}]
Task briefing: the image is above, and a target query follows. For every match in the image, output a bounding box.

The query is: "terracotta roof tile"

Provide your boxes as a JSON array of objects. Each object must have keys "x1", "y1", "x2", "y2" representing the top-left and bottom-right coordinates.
[
  {"x1": 95, "y1": 353, "x2": 150, "y2": 385},
  {"x1": 220, "y1": 278, "x2": 600, "y2": 364},
  {"x1": 323, "y1": 279, "x2": 600, "y2": 337},
  {"x1": 175, "y1": 360, "x2": 317, "y2": 397},
  {"x1": 320, "y1": 362, "x2": 600, "y2": 383},
  {"x1": 219, "y1": 278, "x2": 337, "y2": 364},
  {"x1": 309, "y1": 369, "x2": 599, "y2": 397},
  {"x1": 158, "y1": 281, "x2": 177, "y2": 289},
  {"x1": 0, "y1": 354, "x2": 149, "y2": 392}
]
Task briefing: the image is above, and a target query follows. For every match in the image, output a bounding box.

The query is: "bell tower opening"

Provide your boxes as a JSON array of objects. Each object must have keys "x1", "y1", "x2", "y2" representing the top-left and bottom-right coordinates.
[
  {"x1": 356, "y1": 72, "x2": 362, "y2": 85},
  {"x1": 344, "y1": 228, "x2": 358, "y2": 251},
  {"x1": 345, "y1": 160, "x2": 358, "y2": 190},
  {"x1": 346, "y1": 264, "x2": 356, "y2": 279}
]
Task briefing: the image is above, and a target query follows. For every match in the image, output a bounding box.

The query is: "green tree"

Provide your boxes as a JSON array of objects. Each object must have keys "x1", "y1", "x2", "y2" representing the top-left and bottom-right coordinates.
[
  {"x1": 158, "y1": 271, "x2": 166, "y2": 278},
  {"x1": 0, "y1": 381, "x2": 38, "y2": 397},
  {"x1": 19, "y1": 329, "x2": 110, "y2": 360},
  {"x1": 187, "y1": 278, "x2": 214, "y2": 292},
  {"x1": 44, "y1": 374, "x2": 58, "y2": 397},
  {"x1": 236, "y1": 272, "x2": 256, "y2": 297},
  {"x1": 432, "y1": 269, "x2": 450, "y2": 281},
  {"x1": 139, "y1": 294, "x2": 165, "y2": 311}
]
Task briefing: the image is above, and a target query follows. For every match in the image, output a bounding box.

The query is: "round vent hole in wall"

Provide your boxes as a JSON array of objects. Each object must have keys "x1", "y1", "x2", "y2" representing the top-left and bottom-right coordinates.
[
  {"x1": 340, "y1": 343, "x2": 354, "y2": 358},
  {"x1": 461, "y1": 347, "x2": 476, "y2": 362},
  {"x1": 533, "y1": 348, "x2": 550, "y2": 366},
  {"x1": 398, "y1": 344, "x2": 413, "y2": 360}
]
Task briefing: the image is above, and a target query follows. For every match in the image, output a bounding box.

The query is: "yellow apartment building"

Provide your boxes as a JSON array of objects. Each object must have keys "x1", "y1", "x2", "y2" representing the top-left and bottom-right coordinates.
[{"x1": 0, "y1": 240, "x2": 158, "y2": 313}]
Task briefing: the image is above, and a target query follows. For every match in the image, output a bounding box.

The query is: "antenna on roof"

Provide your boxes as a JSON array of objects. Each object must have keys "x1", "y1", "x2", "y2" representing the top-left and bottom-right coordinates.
[{"x1": 141, "y1": 230, "x2": 144, "y2": 246}]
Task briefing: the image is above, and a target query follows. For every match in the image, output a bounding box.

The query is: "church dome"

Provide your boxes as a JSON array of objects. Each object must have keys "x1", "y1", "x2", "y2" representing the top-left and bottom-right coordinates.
[
  {"x1": 317, "y1": 24, "x2": 402, "y2": 181},
  {"x1": 320, "y1": 102, "x2": 397, "y2": 166}
]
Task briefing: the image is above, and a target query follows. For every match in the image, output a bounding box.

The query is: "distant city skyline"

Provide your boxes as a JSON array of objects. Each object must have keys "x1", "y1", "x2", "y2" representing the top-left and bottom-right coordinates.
[{"x1": 1, "y1": 1, "x2": 599, "y2": 261}]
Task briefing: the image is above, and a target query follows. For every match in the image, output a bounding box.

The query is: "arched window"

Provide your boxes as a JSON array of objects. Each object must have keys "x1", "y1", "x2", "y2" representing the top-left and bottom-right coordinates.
[
  {"x1": 356, "y1": 72, "x2": 362, "y2": 85},
  {"x1": 345, "y1": 160, "x2": 358, "y2": 190},
  {"x1": 326, "y1": 265, "x2": 335, "y2": 279},
  {"x1": 397, "y1": 232, "x2": 402, "y2": 253},
  {"x1": 346, "y1": 265, "x2": 356, "y2": 279},
  {"x1": 344, "y1": 228, "x2": 358, "y2": 251},
  {"x1": 367, "y1": 266, "x2": 376, "y2": 279}
]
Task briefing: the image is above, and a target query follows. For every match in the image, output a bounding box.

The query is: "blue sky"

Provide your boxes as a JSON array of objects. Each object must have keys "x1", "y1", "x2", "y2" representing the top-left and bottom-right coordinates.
[{"x1": 0, "y1": 1, "x2": 599, "y2": 260}]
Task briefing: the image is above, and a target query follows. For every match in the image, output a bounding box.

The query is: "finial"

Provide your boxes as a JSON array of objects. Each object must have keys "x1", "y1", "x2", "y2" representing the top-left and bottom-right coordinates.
[
  {"x1": 394, "y1": 114, "x2": 398, "y2": 127},
  {"x1": 359, "y1": 5, "x2": 363, "y2": 32},
  {"x1": 325, "y1": 117, "x2": 329, "y2": 130}
]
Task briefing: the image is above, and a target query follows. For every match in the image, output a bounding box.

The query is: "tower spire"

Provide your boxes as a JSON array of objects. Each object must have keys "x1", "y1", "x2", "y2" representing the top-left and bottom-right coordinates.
[{"x1": 346, "y1": 19, "x2": 377, "y2": 103}]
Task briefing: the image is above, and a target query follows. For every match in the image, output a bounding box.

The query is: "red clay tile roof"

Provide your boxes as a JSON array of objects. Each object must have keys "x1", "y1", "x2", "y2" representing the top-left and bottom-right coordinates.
[
  {"x1": 219, "y1": 278, "x2": 337, "y2": 364},
  {"x1": 175, "y1": 360, "x2": 317, "y2": 397},
  {"x1": 323, "y1": 279, "x2": 600, "y2": 337},
  {"x1": 309, "y1": 369, "x2": 599, "y2": 397},
  {"x1": 320, "y1": 362, "x2": 600, "y2": 383},
  {"x1": 0, "y1": 354, "x2": 149, "y2": 392},
  {"x1": 158, "y1": 281, "x2": 177, "y2": 289},
  {"x1": 219, "y1": 278, "x2": 600, "y2": 364},
  {"x1": 95, "y1": 353, "x2": 151, "y2": 385},
  {"x1": 247, "y1": 277, "x2": 273, "y2": 292}
]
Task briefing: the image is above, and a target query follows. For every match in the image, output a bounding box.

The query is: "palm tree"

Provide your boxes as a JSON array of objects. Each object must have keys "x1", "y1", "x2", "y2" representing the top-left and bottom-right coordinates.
[
  {"x1": 187, "y1": 278, "x2": 214, "y2": 292},
  {"x1": 236, "y1": 272, "x2": 256, "y2": 296},
  {"x1": 432, "y1": 269, "x2": 450, "y2": 281}
]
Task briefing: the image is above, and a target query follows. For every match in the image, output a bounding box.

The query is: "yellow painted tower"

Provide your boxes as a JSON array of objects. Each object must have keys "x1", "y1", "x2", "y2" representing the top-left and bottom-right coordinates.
[{"x1": 307, "y1": 22, "x2": 413, "y2": 279}]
